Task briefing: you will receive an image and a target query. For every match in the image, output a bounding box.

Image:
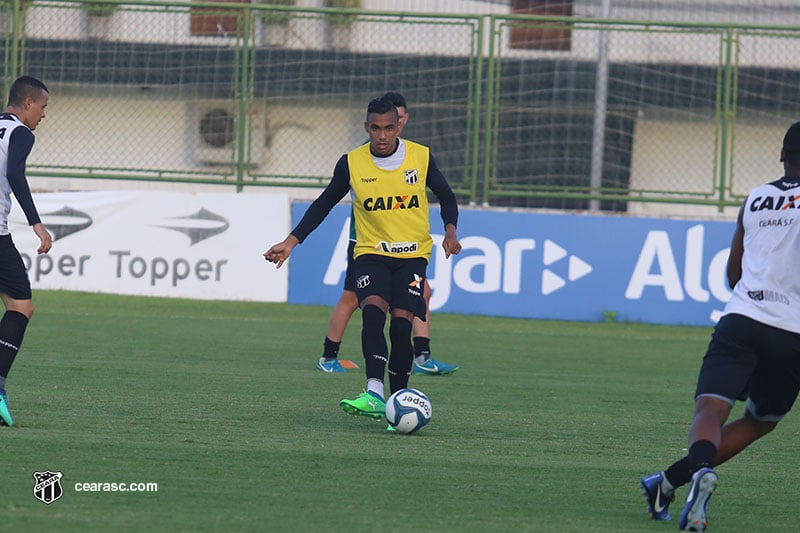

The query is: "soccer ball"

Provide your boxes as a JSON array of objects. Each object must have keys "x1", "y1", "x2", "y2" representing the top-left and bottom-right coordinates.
[{"x1": 385, "y1": 388, "x2": 432, "y2": 434}]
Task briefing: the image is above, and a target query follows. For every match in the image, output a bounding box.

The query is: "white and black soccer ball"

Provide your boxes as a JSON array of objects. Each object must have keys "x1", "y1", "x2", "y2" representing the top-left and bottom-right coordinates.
[{"x1": 386, "y1": 388, "x2": 432, "y2": 434}]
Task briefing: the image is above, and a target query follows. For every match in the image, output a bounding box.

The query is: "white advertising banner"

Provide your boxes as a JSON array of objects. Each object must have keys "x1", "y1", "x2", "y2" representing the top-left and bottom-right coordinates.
[{"x1": 9, "y1": 190, "x2": 289, "y2": 302}]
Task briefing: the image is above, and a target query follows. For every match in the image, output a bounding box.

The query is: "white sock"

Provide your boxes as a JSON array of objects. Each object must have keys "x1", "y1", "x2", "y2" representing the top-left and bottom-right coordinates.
[
  {"x1": 660, "y1": 473, "x2": 675, "y2": 495},
  {"x1": 367, "y1": 379, "x2": 384, "y2": 400}
]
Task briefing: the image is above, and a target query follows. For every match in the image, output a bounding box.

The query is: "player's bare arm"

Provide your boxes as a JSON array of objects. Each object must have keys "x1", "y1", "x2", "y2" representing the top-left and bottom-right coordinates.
[
  {"x1": 441, "y1": 224, "x2": 461, "y2": 258},
  {"x1": 263, "y1": 234, "x2": 300, "y2": 269},
  {"x1": 33, "y1": 223, "x2": 52, "y2": 255}
]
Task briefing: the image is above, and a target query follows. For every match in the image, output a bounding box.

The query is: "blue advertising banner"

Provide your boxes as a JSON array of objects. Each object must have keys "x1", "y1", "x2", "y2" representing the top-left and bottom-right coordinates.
[{"x1": 288, "y1": 202, "x2": 737, "y2": 327}]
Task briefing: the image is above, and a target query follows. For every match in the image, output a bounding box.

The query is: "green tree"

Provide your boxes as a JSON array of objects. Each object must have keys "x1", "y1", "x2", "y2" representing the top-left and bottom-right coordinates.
[
  {"x1": 323, "y1": 0, "x2": 361, "y2": 27},
  {"x1": 83, "y1": 1, "x2": 117, "y2": 17},
  {"x1": 261, "y1": 0, "x2": 294, "y2": 26}
]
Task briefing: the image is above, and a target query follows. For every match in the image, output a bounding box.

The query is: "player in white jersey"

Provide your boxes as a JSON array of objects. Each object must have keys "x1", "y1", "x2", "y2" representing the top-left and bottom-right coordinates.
[
  {"x1": 0, "y1": 76, "x2": 53, "y2": 427},
  {"x1": 639, "y1": 121, "x2": 800, "y2": 531}
]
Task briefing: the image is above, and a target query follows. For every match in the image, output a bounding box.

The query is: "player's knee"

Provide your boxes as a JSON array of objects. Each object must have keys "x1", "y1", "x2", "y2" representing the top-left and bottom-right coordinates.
[
  {"x1": 7, "y1": 300, "x2": 34, "y2": 319},
  {"x1": 362, "y1": 304, "x2": 386, "y2": 330},
  {"x1": 361, "y1": 295, "x2": 387, "y2": 313},
  {"x1": 694, "y1": 395, "x2": 732, "y2": 424},
  {"x1": 345, "y1": 290, "x2": 359, "y2": 311},
  {"x1": 389, "y1": 316, "x2": 412, "y2": 344}
]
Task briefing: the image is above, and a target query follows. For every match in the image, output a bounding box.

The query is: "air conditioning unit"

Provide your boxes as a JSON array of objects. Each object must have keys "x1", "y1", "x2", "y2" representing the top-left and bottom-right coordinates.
[{"x1": 192, "y1": 100, "x2": 268, "y2": 167}]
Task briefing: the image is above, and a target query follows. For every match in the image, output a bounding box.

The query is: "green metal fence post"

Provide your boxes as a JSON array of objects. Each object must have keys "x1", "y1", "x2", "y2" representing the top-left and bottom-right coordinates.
[
  {"x1": 464, "y1": 16, "x2": 482, "y2": 206},
  {"x1": 234, "y1": 5, "x2": 253, "y2": 193},
  {"x1": 4, "y1": 0, "x2": 25, "y2": 100},
  {"x1": 482, "y1": 15, "x2": 500, "y2": 207},
  {"x1": 717, "y1": 26, "x2": 735, "y2": 211}
]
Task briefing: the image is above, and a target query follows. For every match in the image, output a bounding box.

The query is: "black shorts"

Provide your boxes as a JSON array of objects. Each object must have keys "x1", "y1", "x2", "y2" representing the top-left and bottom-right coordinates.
[
  {"x1": 696, "y1": 313, "x2": 800, "y2": 421},
  {"x1": 352, "y1": 254, "x2": 427, "y2": 320},
  {"x1": 0, "y1": 234, "x2": 32, "y2": 300},
  {"x1": 342, "y1": 240, "x2": 356, "y2": 292}
]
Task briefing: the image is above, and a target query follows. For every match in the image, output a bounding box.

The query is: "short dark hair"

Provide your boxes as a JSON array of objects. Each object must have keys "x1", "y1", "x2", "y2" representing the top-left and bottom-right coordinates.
[
  {"x1": 783, "y1": 121, "x2": 800, "y2": 165},
  {"x1": 382, "y1": 91, "x2": 407, "y2": 110},
  {"x1": 7, "y1": 76, "x2": 48, "y2": 107},
  {"x1": 366, "y1": 96, "x2": 397, "y2": 120}
]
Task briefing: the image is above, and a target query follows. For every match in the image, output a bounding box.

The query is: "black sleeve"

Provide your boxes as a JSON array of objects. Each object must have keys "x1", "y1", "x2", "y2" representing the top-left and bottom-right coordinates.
[
  {"x1": 426, "y1": 153, "x2": 458, "y2": 228},
  {"x1": 7, "y1": 127, "x2": 41, "y2": 226},
  {"x1": 291, "y1": 155, "x2": 351, "y2": 243}
]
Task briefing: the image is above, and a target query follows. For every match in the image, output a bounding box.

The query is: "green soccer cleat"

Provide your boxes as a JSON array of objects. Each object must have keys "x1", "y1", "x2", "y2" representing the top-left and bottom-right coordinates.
[
  {"x1": 339, "y1": 391, "x2": 385, "y2": 419},
  {"x1": 386, "y1": 424, "x2": 396, "y2": 432},
  {"x1": 0, "y1": 389, "x2": 13, "y2": 427},
  {"x1": 413, "y1": 357, "x2": 459, "y2": 375}
]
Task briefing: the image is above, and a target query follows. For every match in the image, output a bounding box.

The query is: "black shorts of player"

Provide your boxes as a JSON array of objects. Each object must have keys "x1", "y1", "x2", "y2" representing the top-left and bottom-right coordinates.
[
  {"x1": 342, "y1": 240, "x2": 356, "y2": 292},
  {"x1": 0, "y1": 234, "x2": 32, "y2": 300},
  {"x1": 695, "y1": 313, "x2": 800, "y2": 422},
  {"x1": 352, "y1": 253, "x2": 427, "y2": 320}
]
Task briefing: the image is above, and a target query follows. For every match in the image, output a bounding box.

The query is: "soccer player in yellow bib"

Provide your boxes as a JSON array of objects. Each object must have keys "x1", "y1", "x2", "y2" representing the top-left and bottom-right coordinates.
[
  {"x1": 316, "y1": 91, "x2": 459, "y2": 376},
  {"x1": 264, "y1": 95, "x2": 461, "y2": 419}
]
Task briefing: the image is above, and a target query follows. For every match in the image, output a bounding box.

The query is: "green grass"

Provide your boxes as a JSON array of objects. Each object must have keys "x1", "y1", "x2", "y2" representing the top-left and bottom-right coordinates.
[{"x1": 2, "y1": 291, "x2": 799, "y2": 532}]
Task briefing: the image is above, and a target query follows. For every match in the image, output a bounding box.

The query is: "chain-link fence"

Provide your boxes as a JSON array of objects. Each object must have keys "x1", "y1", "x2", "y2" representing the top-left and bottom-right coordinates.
[
  {"x1": 2, "y1": 1, "x2": 799, "y2": 213},
  {"x1": 2, "y1": 1, "x2": 482, "y2": 197},
  {"x1": 485, "y1": 14, "x2": 800, "y2": 214}
]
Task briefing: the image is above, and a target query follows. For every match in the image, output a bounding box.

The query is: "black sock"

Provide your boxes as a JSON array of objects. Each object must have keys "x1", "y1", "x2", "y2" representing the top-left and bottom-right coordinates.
[
  {"x1": 361, "y1": 305, "x2": 387, "y2": 381},
  {"x1": 413, "y1": 336, "x2": 430, "y2": 360},
  {"x1": 687, "y1": 440, "x2": 717, "y2": 472},
  {"x1": 0, "y1": 311, "x2": 29, "y2": 381},
  {"x1": 664, "y1": 440, "x2": 717, "y2": 489},
  {"x1": 663, "y1": 456, "x2": 693, "y2": 489},
  {"x1": 389, "y1": 318, "x2": 413, "y2": 394},
  {"x1": 322, "y1": 337, "x2": 340, "y2": 360}
]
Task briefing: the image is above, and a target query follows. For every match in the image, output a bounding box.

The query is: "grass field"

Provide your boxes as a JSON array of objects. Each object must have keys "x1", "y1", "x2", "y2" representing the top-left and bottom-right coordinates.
[{"x1": 2, "y1": 290, "x2": 799, "y2": 532}]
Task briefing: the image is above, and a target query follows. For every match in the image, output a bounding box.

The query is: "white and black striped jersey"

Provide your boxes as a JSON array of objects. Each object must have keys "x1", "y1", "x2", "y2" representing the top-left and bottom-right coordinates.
[{"x1": 0, "y1": 112, "x2": 40, "y2": 235}]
